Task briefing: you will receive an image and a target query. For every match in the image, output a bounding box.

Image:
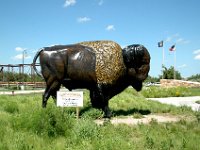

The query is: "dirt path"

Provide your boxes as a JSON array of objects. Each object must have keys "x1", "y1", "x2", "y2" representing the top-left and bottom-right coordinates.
[{"x1": 95, "y1": 114, "x2": 191, "y2": 125}]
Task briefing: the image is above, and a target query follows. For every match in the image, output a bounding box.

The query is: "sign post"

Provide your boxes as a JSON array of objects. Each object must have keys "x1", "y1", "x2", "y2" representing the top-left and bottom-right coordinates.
[{"x1": 57, "y1": 91, "x2": 83, "y2": 119}]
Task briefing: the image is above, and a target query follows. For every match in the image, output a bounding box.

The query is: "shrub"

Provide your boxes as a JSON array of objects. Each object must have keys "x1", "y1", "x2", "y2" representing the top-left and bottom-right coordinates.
[
  {"x1": 3, "y1": 101, "x2": 19, "y2": 114},
  {"x1": 12, "y1": 104, "x2": 76, "y2": 137}
]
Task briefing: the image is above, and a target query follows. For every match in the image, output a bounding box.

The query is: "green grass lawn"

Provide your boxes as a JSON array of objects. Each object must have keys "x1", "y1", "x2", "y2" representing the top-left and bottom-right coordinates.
[
  {"x1": 0, "y1": 88, "x2": 200, "y2": 150},
  {"x1": 141, "y1": 86, "x2": 200, "y2": 98}
]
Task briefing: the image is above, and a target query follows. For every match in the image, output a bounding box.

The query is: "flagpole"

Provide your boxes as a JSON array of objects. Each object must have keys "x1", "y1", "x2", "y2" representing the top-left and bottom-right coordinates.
[
  {"x1": 174, "y1": 48, "x2": 176, "y2": 79},
  {"x1": 169, "y1": 44, "x2": 176, "y2": 79},
  {"x1": 158, "y1": 40, "x2": 164, "y2": 79},
  {"x1": 162, "y1": 46, "x2": 165, "y2": 79}
]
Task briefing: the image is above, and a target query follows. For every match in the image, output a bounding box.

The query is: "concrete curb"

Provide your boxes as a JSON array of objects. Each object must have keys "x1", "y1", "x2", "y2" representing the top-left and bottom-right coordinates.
[{"x1": 147, "y1": 96, "x2": 200, "y2": 111}]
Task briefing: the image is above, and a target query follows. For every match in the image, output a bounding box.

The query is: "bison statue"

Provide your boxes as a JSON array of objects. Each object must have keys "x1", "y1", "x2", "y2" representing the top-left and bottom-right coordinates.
[{"x1": 32, "y1": 40, "x2": 150, "y2": 118}]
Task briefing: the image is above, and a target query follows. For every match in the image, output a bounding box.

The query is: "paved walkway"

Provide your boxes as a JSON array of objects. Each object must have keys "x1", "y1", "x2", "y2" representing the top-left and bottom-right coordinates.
[{"x1": 148, "y1": 96, "x2": 200, "y2": 111}]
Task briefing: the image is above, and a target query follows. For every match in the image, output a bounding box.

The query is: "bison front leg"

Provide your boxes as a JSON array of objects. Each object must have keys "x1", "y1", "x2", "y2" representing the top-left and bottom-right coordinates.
[
  {"x1": 102, "y1": 100, "x2": 111, "y2": 118},
  {"x1": 90, "y1": 84, "x2": 112, "y2": 118}
]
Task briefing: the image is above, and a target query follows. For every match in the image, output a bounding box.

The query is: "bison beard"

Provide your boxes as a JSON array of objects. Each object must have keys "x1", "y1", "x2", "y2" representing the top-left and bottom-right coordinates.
[{"x1": 32, "y1": 41, "x2": 150, "y2": 118}]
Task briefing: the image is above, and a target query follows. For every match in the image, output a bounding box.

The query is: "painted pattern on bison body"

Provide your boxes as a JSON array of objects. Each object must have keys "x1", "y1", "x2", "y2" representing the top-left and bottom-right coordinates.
[{"x1": 79, "y1": 41, "x2": 126, "y2": 84}]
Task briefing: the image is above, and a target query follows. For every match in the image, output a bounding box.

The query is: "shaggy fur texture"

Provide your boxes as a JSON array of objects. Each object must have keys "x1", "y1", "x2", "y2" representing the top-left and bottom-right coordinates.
[{"x1": 79, "y1": 41, "x2": 126, "y2": 84}]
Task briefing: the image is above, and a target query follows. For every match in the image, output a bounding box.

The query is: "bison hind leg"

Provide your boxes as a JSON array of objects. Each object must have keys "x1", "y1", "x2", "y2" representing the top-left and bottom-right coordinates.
[
  {"x1": 43, "y1": 80, "x2": 61, "y2": 107},
  {"x1": 51, "y1": 86, "x2": 61, "y2": 105},
  {"x1": 42, "y1": 94, "x2": 48, "y2": 108}
]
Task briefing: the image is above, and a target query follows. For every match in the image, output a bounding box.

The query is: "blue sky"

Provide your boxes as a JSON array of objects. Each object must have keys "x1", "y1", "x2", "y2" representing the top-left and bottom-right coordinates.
[{"x1": 0, "y1": 0, "x2": 200, "y2": 78}]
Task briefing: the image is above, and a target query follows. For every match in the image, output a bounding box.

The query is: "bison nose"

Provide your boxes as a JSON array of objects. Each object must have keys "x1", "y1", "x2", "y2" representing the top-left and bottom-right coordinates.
[{"x1": 132, "y1": 81, "x2": 142, "y2": 91}]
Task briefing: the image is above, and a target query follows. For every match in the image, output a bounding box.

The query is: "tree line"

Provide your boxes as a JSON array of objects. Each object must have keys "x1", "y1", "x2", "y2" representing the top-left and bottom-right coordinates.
[
  {"x1": 187, "y1": 74, "x2": 200, "y2": 82},
  {"x1": 0, "y1": 71, "x2": 43, "y2": 82},
  {"x1": 145, "y1": 65, "x2": 200, "y2": 83}
]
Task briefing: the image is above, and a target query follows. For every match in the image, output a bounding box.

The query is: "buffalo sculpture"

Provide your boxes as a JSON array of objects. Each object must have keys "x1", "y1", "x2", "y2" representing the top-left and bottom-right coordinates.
[{"x1": 32, "y1": 40, "x2": 150, "y2": 118}]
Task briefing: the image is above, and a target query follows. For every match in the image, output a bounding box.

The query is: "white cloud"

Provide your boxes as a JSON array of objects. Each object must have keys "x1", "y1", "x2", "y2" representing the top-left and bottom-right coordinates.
[
  {"x1": 106, "y1": 25, "x2": 115, "y2": 31},
  {"x1": 176, "y1": 38, "x2": 190, "y2": 44},
  {"x1": 194, "y1": 54, "x2": 200, "y2": 60},
  {"x1": 178, "y1": 64, "x2": 187, "y2": 68},
  {"x1": 193, "y1": 49, "x2": 200, "y2": 54},
  {"x1": 193, "y1": 49, "x2": 200, "y2": 60},
  {"x1": 13, "y1": 54, "x2": 23, "y2": 60},
  {"x1": 165, "y1": 33, "x2": 190, "y2": 44},
  {"x1": 77, "y1": 17, "x2": 91, "y2": 23},
  {"x1": 15, "y1": 47, "x2": 26, "y2": 52},
  {"x1": 98, "y1": 0, "x2": 104, "y2": 6},
  {"x1": 165, "y1": 36, "x2": 172, "y2": 42},
  {"x1": 12, "y1": 54, "x2": 31, "y2": 60},
  {"x1": 165, "y1": 33, "x2": 179, "y2": 42},
  {"x1": 176, "y1": 38, "x2": 184, "y2": 43},
  {"x1": 64, "y1": 0, "x2": 76, "y2": 7}
]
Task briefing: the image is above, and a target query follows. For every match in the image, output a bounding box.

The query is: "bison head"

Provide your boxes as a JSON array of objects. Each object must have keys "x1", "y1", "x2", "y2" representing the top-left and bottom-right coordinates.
[{"x1": 123, "y1": 44, "x2": 150, "y2": 91}]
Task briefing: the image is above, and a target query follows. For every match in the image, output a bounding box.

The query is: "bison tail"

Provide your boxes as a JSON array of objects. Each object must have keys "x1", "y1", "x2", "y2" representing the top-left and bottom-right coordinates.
[{"x1": 32, "y1": 48, "x2": 43, "y2": 78}]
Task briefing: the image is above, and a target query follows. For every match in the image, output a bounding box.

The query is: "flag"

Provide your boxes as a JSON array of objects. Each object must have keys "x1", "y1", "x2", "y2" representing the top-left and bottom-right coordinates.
[
  {"x1": 169, "y1": 45, "x2": 176, "y2": 51},
  {"x1": 158, "y1": 41, "x2": 163, "y2": 47}
]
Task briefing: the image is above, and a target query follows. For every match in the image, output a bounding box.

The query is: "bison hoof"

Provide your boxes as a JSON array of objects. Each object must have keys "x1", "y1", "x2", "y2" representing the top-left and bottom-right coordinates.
[
  {"x1": 42, "y1": 102, "x2": 47, "y2": 108},
  {"x1": 103, "y1": 111, "x2": 112, "y2": 118}
]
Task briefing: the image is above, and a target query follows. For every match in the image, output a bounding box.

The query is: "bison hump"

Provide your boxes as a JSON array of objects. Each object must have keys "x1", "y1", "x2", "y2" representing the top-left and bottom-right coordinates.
[{"x1": 79, "y1": 41, "x2": 126, "y2": 84}]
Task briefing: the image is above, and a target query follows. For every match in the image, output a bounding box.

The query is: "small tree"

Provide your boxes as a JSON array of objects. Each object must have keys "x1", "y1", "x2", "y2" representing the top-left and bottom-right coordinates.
[
  {"x1": 161, "y1": 66, "x2": 182, "y2": 79},
  {"x1": 145, "y1": 76, "x2": 160, "y2": 83},
  {"x1": 187, "y1": 74, "x2": 200, "y2": 82}
]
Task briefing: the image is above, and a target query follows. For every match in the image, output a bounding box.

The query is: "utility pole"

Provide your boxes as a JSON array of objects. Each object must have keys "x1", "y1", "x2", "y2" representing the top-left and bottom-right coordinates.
[{"x1": 22, "y1": 50, "x2": 26, "y2": 87}]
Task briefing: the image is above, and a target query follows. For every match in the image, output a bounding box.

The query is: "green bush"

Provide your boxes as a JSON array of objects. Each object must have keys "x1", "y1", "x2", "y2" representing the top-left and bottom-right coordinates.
[
  {"x1": 3, "y1": 101, "x2": 19, "y2": 114},
  {"x1": 81, "y1": 108, "x2": 103, "y2": 119},
  {"x1": 12, "y1": 104, "x2": 76, "y2": 138}
]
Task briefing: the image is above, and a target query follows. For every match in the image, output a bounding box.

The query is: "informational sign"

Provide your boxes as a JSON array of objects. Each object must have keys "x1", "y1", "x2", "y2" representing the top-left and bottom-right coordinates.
[{"x1": 57, "y1": 91, "x2": 83, "y2": 107}]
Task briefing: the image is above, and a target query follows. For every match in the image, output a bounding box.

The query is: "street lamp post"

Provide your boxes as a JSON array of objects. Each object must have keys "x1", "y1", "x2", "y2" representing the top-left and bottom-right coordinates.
[{"x1": 22, "y1": 50, "x2": 26, "y2": 87}]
